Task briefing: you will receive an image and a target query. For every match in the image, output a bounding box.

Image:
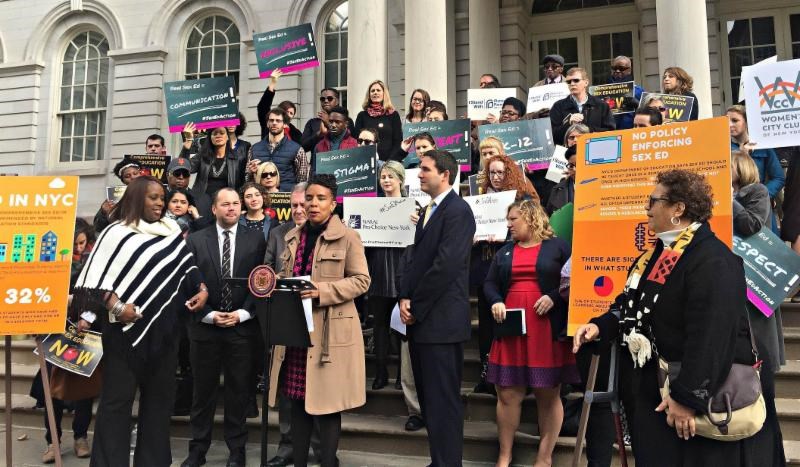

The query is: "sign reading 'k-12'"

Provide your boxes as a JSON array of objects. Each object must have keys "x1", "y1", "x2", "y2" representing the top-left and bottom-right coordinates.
[
  {"x1": 165, "y1": 76, "x2": 239, "y2": 133},
  {"x1": 254, "y1": 24, "x2": 320, "y2": 78}
]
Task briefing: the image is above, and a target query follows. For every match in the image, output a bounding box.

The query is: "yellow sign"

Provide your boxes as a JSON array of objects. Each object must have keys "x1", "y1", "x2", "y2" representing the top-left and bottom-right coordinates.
[
  {"x1": 0, "y1": 177, "x2": 80, "y2": 335},
  {"x1": 568, "y1": 117, "x2": 732, "y2": 335}
]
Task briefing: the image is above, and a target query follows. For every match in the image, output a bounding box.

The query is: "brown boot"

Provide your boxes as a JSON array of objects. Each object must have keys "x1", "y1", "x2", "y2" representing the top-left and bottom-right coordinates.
[
  {"x1": 74, "y1": 437, "x2": 91, "y2": 458},
  {"x1": 42, "y1": 444, "x2": 57, "y2": 464}
]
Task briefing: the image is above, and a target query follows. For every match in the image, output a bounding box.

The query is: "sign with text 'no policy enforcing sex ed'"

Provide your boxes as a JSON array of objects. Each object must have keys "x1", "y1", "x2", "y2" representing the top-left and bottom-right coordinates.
[
  {"x1": 315, "y1": 145, "x2": 378, "y2": 201},
  {"x1": 253, "y1": 24, "x2": 320, "y2": 78},
  {"x1": 402, "y1": 119, "x2": 471, "y2": 170},
  {"x1": 0, "y1": 177, "x2": 79, "y2": 335},
  {"x1": 165, "y1": 76, "x2": 239, "y2": 133},
  {"x1": 568, "y1": 117, "x2": 733, "y2": 335}
]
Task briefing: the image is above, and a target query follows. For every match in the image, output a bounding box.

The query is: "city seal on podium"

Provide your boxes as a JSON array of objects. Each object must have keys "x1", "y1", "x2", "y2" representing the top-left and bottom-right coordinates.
[{"x1": 248, "y1": 265, "x2": 277, "y2": 298}]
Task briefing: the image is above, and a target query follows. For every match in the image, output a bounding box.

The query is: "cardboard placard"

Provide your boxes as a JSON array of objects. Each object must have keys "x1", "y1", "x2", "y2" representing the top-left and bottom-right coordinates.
[
  {"x1": 315, "y1": 146, "x2": 378, "y2": 201},
  {"x1": 343, "y1": 197, "x2": 416, "y2": 248},
  {"x1": 526, "y1": 83, "x2": 571, "y2": 113},
  {"x1": 38, "y1": 322, "x2": 103, "y2": 377},
  {"x1": 254, "y1": 23, "x2": 320, "y2": 78},
  {"x1": 741, "y1": 58, "x2": 800, "y2": 149},
  {"x1": 165, "y1": 76, "x2": 239, "y2": 133},
  {"x1": 126, "y1": 154, "x2": 171, "y2": 183},
  {"x1": 266, "y1": 192, "x2": 292, "y2": 224},
  {"x1": 478, "y1": 119, "x2": 555, "y2": 170},
  {"x1": 401, "y1": 119, "x2": 471, "y2": 171},
  {"x1": 589, "y1": 82, "x2": 636, "y2": 115}
]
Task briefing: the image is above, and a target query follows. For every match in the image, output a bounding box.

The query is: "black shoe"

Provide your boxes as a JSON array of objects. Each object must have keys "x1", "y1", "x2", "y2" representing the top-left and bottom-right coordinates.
[
  {"x1": 226, "y1": 454, "x2": 246, "y2": 467},
  {"x1": 372, "y1": 373, "x2": 388, "y2": 390},
  {"x1": 265, "y1": 455, "x2": 292, "y2": 467},
  {"x1": 246, "y1": 398, "x2": 259, "y2": 418},
  {"x1": 394, "y1": 377, "x2": 402, "y2": 390},
  {"x1": 473, "y1": 380, "x2": 496, "y2": 395},
  {"x1": 180, "y1": 456, "x2": 206, "y2": 467},
  {"x1": 405, "y1": 415, "x2": 425, "y2": 431}
]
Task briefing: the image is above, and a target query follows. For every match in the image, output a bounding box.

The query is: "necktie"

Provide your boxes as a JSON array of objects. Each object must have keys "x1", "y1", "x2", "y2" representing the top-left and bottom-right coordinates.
[
  {"x1": 423, "y1": 201, "x2": 437, "y2": 227},
  {"x1": 220, "y1": 230, "x2": 233, "y2": 311}
]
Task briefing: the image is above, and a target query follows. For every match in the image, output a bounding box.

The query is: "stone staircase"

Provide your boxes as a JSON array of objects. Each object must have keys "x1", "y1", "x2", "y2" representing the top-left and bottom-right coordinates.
[{"x1": 2, "y1": 302, "x2": 800, "y2": 466}]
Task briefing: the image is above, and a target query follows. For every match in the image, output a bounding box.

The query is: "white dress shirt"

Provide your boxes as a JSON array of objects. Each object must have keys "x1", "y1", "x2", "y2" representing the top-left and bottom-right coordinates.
[{"x1": 202, "y1": 223, "x2": 252, "y2": 324}]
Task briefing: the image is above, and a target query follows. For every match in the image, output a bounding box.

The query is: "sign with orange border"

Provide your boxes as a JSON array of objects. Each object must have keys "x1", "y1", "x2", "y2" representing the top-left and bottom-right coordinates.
[
  {"x1": 0, "y1": 177, "x2": 79, "y2": 335},
  {"x1": 568, "y1": 117, "x2": 732, "y2": 336}
]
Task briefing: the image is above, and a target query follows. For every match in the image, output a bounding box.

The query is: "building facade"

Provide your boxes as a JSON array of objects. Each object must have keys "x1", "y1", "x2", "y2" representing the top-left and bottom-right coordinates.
[{"x1": 0, "y1": 0, "x2": 798, "y2": 215}]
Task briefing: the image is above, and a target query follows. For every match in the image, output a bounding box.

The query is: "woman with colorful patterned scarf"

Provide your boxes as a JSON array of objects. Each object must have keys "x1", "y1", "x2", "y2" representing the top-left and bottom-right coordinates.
[{"x1": 573, "y1": 169, "x2": 766, "y2": 466}]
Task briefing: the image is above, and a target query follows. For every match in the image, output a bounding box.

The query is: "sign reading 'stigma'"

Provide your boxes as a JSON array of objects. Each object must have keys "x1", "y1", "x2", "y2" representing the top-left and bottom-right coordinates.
[
  {"x1": 254, "y1": 24, "x2": 320, "y2": 78},
  {"x1": 165, "y1": 76, "x2": 239, "y2": 133}
]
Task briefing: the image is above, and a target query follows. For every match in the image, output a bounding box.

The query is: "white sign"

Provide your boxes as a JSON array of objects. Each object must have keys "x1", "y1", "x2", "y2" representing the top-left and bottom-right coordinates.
[
  {"x1": 545, "y1": 145, "x2": 569, "y2": 183},
  {"x1": 404, "y1": 168, "x2": 460, "y2": 206},
  {"x1": 526, "y1": 83, "x2": 570, "y2": 113},
  {"x1": 390, "y1": 303, "x2": 406, "y2": 335},
  {"x1": 742, "y1": 58, "x2": 800, "y2": 149},
  {"x1": 343, "y1": 197, "x2": 416, "y2": 248},
  {"x1": 464, "y1": 190, "x2": 517, "y2": 241},
  {"x1": 739, "y1": 56, "x2": 778, "y2": 103},
  {"x1": 467, "y1": 88, "x2": 518, "y2": 120}
]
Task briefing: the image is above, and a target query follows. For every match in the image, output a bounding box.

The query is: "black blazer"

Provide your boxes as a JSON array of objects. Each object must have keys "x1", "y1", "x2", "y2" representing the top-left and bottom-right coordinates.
[
  {"x1": 353, "y1": 111, "x2": 403, "y2": 162},
  {"x1": 549, "y1": 94, "x2": 616, "y2": 146},
  {"x1": 399, "y1": 191, "x2": 476, "y2": 344},
  {"x1": 183, "y1": 143, "x2": 248, "y2": 196},
  {"x1": 185, "y1": 225, "x2": 266, "y2": 338},
  {"x1": 484, "y1": 238, "x2": 572, "y2": 340}
]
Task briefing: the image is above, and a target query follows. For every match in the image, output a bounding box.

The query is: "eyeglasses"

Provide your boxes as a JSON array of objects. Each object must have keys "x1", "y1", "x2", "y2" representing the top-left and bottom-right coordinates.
[
  {"x1": 262, "y1": 171, "x2": 278, "y2": 178},
  {"x1": 357, "y1": 138, "x2": 375, "y2": 145},
  {"x1": 647, "y1": 196, "x2": 670, "y2": 209},
  {"x1": 651, "y1": 106, "x2": 667, "y2": 112},
  {"x1": 500, "y1": 110, "x2": 519, "y2": 117},
  {"x1": 566, "y1": 163, "x2": 576, "y2": 169},
  {"x1": 565, "y1": 78, "x2": 583, "y2": 84},
  {"x1": 544, "y1": 64, "x2": 562, "y2": 70},
  {"x1": 319, "y1": 96, "x2": 336, "y2": 102},
  {"x1": 488, "y1": 171, "x2": 505, "y2": 178},
  {"x1": 611, "y1": 66, "x2": 630, "y2": 72},
  {"x1": 411, "y1": 97, "x2": 425, "y2": 103}
]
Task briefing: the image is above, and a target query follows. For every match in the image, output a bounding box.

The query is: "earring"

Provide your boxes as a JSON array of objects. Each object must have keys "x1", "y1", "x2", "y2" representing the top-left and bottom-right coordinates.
[{"x1": 670, "y1": 216, "x2": 680, "y2": 226}]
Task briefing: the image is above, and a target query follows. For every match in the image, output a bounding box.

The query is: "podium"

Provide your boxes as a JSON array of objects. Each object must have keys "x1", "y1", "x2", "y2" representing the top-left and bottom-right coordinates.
[{"x1": 226, "y1": 266, "x2": 312, "y2": 467}]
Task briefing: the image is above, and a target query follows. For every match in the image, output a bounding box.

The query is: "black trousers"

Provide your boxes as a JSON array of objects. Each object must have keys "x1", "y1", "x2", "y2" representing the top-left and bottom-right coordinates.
[
  {"x1": 475, "y1": 287, "x2": 493, "y2": 359},
  {"x1": 409, "y1": 340, "x2": 464, "y2": 467},
  {"x1": 90, "y1": 331, "x2": 178, "y2": 467},
  {"x1": 575, "y1": 344, "x2": 615, "y2": 467},
  {"x1": 44, "y1": 397, "x2": 93, "y2": 444},
  {"x1": 290, "y1": 402, "x2": 341, "y2": 467},
  {"x1": 370, "y1": 295, "x2": 398, "y2": 373},
  {"x1": 187, "y1": 327, "x2": 253, "y2": 461}
]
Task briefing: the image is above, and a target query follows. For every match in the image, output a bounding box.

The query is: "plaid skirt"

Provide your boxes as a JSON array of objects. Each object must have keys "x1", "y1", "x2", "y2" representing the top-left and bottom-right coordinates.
[{"x1": 281, "y1": 346, "x2": 308, "y2": 400}]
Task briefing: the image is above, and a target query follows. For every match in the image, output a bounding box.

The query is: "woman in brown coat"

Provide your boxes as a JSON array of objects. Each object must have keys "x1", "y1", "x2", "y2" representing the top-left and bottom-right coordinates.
[{"x1": 268, "y1": 174, "x2": 370, "y2": 467}]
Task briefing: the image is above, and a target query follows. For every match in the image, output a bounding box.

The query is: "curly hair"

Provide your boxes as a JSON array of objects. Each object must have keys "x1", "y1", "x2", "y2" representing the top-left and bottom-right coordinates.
[
  {"x1": 663, "y1": 66, "x2": 694, "y2": 93},
  {"x1": 507, "y1": 199, "x2": 554, "y2": 241},
  {"x1": 480, "y1": 154, "x2": 539, "y2": 202},
  {"x1": 656, "y1": 169, "x2": 713, "y2": 223},
  {"x1": 239, "y1": 182, "x2": 270, "y2": 211},
  {"x1": 308, "y1": 173, "x2": 338, "y2": 199}
]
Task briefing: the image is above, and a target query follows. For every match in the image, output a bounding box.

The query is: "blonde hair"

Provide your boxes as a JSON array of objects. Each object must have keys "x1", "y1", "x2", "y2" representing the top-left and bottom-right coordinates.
[
  {"x1": 565, "y1": 67, "x2": 589, "y2": 81},
  {"x1": 255, "y1": 161, "x2": 280, "y2": 187},
  {"x1": 508, "y1": 199, "x2": 554, "y2": 242},
  {"x1": 361, "y1": 80, "x2": 396, "y2": 113},
  {"x1": 478, "y1": 136, "x2": 506, "y2": 171},
  {"x1": 726, "y1": 104, "x2": 747, "y2": 122},
  {"x1": 731, "y1": 150, "x2": 760, "y2": 187}
]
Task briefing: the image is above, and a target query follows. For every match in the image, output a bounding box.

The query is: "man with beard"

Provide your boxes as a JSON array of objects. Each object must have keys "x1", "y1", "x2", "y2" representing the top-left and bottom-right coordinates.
[
  {"x1": 301, "y1": 88, "x2": 355, "y2": 153},
  {"x1": 247, "y1": 108, "x2": 308, "y2": 191},
  {"x1": 312, "y1": 106, "x2": 358, "y2": 172}
]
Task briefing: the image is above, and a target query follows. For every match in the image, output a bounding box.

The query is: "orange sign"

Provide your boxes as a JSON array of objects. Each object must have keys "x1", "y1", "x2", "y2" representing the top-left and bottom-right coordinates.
[
  {"x1": 0, "y1": 177, "x2": 80, "y2": 335},
  {"x1": 568, "y1": 117, "x2": 732, "y2": 335}
]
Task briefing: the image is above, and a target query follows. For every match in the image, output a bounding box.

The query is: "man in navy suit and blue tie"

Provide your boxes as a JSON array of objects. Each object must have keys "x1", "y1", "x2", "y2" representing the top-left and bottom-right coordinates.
[{"x1": 399, "y1": 150, "x2": 476, "y2": 467}]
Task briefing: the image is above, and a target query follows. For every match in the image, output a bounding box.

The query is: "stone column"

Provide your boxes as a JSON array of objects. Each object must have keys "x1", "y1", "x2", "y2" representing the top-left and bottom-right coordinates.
[
  {"x1": 655, "y1": 0, "x2": 712, "y2": 119},
  {"x1": 468, "y1": 0, "x2": 501, "y2": 87},
  {"x1": 404, "y1": 0, "x2": 456, "y2": 111},
  {"x1": 347, "y1": 0, "x2": 388, "y2": 116}
]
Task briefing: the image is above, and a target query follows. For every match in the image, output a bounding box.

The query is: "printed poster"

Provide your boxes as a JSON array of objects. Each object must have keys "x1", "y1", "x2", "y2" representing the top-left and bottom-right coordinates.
[
  {"x1": 266, "y1": 192, "x2": 292, "y2": 224},
  {"x1": 589, "y1": 82, "x2": 636, "y2": 115},
  {"x1": 545, "y1": 145, "x2": 569, "y2": 183},
  {"x1": 253, "y1": 23, "x2": 320, "y2": 78},
  {"x1": 315, "y1": 146, "x2": 378, "y2": 201},
  {"x1": 478, "y1": 119, "x2": 555, "y2": 170},
  {"x1": 343, "y1": 197, "x2": 416, "y2": 248},
  {"x1": 105, "y1": 186, "x2": 126, "y2": 203},
  {"x1": 0, "y1": 177, "x2": 80, "y2": 335},
  {"x1": 402, "y1": 119, "x2": 471, "y2": 171},
  {"x1": 741, "y1": 58, "x2": 800, "y2": 149},
  {"x1": 639, "y1": 92, "x2": 694, "y2": 123},
  {"x1": 526, "y1": 83, "x2": 570, "y2": 113},
  {"x1": 126, "y1": 154, "x2": 171, "y2": 183},
  {"x1": 165, "y1": 76, "x2": 239, "y2": 133},
  {"x1": 464, "y1": 191, "x2": 517, "y2": 241},
  {"x1": 38, "y1": 321, "x2": 103, "y2": 377},
  {"x1": 467, "y1": 88, "x2": 519, "y2": 120},
  {"x1": 568, "y1": 117, "x2": 733, "y2": 335}
]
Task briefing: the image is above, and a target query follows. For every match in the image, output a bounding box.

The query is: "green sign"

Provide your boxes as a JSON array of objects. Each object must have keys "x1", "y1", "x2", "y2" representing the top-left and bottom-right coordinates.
[
  {"x1": 315, "y1": 146, "x2": 378, "y2": 201},
  {"x1": 402, "y1": 119, "x2": 471, "y2": 170},
  {"x1": 478, "y1": 119, "x2": 555, "y2": 170},
  {"x1": 254, "y1": 24, "x2": 320, "y2": 78},
  {"x1": 165, "y1": 76, "x2": 239, "y2": 133}
]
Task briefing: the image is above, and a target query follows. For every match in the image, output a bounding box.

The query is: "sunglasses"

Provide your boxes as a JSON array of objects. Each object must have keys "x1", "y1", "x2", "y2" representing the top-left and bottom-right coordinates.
[
  {"x1": 262, "y1": 171, "x2": 278, "y2": 178},
  {"x1": 544, "y1": 64, "x2": 562, "y2": 70},
  {"x1": 565, "y1": 78, "x2": 583, "y2": 84},
  {"x1": 172, "y1": 170, "x2": 190, "y2": 178},
  {"x1": 357, "y1": 138, "x2": 376, "y2": 145},
  {"x1": 319, "y1": 96, "x2": 336, "y2": 102},
  {"x1": 611, "y1": 66, "x2": 630, "y2": 72},
  {"x1": 652, "y1": 106, "x2": 667, "y2": 112},
  {"x1": 647, "y1": 196, "x2": 670, "y2": 209}
]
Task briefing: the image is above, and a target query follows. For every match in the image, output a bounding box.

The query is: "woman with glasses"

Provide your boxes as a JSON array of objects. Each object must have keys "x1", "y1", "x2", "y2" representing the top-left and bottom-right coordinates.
[
  {"x1": 354, "y1": 80, "x2": 403, "y2": 162},
  {"x1": 255, "y1": 161, "x2": 281, "y2": 193},
  {"x1": 405, "y1": 89, "x2": 430, "y2": 124},
  {"x1": 486, "y1": 97, "x2": 525, "y2": 125},
  {"x1": 564, "y1": 123, "x2": 590, "y2": 148},
  {"x1": 662, "y1": 66, "x2": 699, "y2": 121}
]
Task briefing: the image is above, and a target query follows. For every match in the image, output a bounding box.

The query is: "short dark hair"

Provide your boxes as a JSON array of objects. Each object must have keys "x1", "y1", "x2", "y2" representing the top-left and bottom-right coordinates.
[
  {"x1": 481, "y1": 73, "x2": 501, "y2": 87},
  {"x1": 308, "y1": 173, "x2": 338, "y2": 199},
  {"x1": 112, "y1": 158, "x2": 140, "y2": 183},
  {"x1": 109, "y1": 176, "x2": 165, "y2": 225},
  {"x1": 328, "y1": 106, "x2": 349, "y2": 119},
  {"x1": 413, "y1": 132, "x2": 436, "y2": 148},
  {"x1": 635, "y1": 107, "x2": 663, "y2": 126},
  {"x1": 278, "y1": 100, "x2": 296, "y2": 114},
  {"x1": 146, "y1": 134, "x2": 165, "y2": 146},
  {"x1": 74, "y1": 217, "x2": 96, "y2": 246},
  {"x1": 212, "y1": 187, "x2": 239, "y2": 205},
  {"x1": 166, "y1": 187, "x2": 195, "y2": 209},
  {"x1": 564, "y1": 145, "x2": 577, "y2": 160},
  {"x1": 357, "y1": 127, "x2": 380, "y2": 144},
  {"x1": 268, "y1": 107, "x2": 288, "y2": 124},
  {"x1": 320, "y1": 87, "x2": 340, "y2": 99},
  {"x1": 656, "y1": 169, "x2": 713, "y2": 223},
  {"x1": 427, "y1": 100, "x2": 448, "y2": 120},
  {"x1": 502, "y1": 97, "x2": 526, "y2": 117},
  {"x1": 420, "y1": 149, "x2": 458, "y2": 185},
  {"x1": 234, "y1": 112, "x2": 247, "y2": 136}
]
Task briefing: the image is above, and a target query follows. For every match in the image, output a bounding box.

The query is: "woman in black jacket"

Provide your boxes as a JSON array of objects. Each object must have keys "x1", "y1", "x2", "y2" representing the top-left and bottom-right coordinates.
[
  {"x1": 354, "y1": 80, "x2": 403, "y2": 162},
  {"x1": 180, "y1": 125, "x2": 247, "y2": 197},
  {"x1": 574, "y1": 169, "x2": 768, "y2": 466}
]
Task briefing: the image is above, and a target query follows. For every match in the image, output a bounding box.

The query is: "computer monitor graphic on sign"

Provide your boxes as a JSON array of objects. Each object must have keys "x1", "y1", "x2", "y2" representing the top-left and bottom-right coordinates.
[{"x1": 585, "y1": 135, "x2": 622, "y2": 165}]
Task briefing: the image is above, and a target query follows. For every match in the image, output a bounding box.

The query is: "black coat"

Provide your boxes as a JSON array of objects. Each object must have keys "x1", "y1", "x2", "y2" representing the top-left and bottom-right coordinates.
[
  {"x1": 549, "y1": 94, "x2": 616, "y2": 146},
  {"x1": 183, "y1": 143, "x2": 247, "y2": 196},
  {"x1": 301, "y1": 117, "x2": 355, "y2": 153},
  {"x1": 590, "y1": 223, "x2": 759, "y2": 466},
  {"x1": 354, "y1": 111, "x2": 403, "y2": 162},
  {"x1": 398, "y1": 191, "x2": 476, "y2": 344},
  {"x1": 257, "y1": 87, "x2": 302, "y2": 142}
]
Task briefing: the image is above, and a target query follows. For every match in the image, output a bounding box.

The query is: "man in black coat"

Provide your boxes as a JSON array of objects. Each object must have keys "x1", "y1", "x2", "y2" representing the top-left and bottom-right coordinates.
[
  {"x1": 399, "y1": 150, "x2": 476, "y2": 466},
  {"x1": 549, "y1": 67, "x2": 616, "y2": 145},
  {"x1": 182, "y1": 188, "x2": 266, "y2": 467}
]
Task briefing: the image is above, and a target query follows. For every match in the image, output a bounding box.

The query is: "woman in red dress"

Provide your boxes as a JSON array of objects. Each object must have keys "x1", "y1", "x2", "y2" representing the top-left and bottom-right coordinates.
[{"x1": 484, "y1": 199, "x2": 579, "y2": 467}]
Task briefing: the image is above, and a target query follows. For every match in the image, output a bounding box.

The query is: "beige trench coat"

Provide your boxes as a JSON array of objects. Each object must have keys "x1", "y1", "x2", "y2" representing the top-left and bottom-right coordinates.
[{"x1": 268, "y1": 215, "x2": 370, "y2": 415}]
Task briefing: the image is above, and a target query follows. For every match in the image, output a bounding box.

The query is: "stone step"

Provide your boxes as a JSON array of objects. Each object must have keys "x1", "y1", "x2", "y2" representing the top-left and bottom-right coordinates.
[
  {"x1": 777, "y1": 360, "x2": 800, "y2": 399},
  {"x1": 786, "y1": 327, "x2": 800, "y2": 361},
  {"x1": 782, "y1": 302, "x2": 800, "y2": 328}
]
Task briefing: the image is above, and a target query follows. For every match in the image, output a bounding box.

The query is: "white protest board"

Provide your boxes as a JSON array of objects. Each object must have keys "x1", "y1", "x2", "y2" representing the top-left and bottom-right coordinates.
[
  {"x1": 742, "y1": 58, "x2": 800, "y2": 149},
  {"x1": 467, "y1": 88, "x2": 518, "y2": 120},
  {"x1": 738, "y1": 56, "x2": 777, "y2": 103},
  {"x1": 343, "y1": 197, "x2": 416, "y2": 248},
  {"x1": 464, "y1": 190, "x2": 517, "y2": 241},
  {"x1": 526, "y1": 83, "x2": 570, "y2": 113},
  {"x1": 404, "y1": 168, "x2": 460, "y2": 206},
  {"x1": 545, "y1": 145, "x2": 569, "y2": 183}
]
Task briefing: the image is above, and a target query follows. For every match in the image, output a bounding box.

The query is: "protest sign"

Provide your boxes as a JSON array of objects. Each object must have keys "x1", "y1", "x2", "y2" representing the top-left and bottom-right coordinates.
[
  {"x1": 639, "y1": 92, "x2": 694, "y2": 123},
  {"x1": 0, "y1": 177, "x2": 79, "y2": 335},
  {"x1": 165, "y1": 76, "x2": 239, "y2": 133},
  {"x1": 402, "y1": 119, "x2": 471, "y2": 171},
  {"x1": 526, "y1": 83, "x2": 570, "y2": 113},
  {"x1": 742, "y1": 58, "x2": 800, "y2": 149},
  {"x1": 126, "y1": 154, "x2": 171, "y2": 183},
  {"x1": 739, "y1": 56, "x2": 778, "y2": 103},
  {"x1": 266, "y1": 192, "x2": 292, "y2": 224},
  {"x1": 478, "y1": 119, "x2": 555, "y2": 170},
  {"x1": 589, "y1": 82, "x2": 635, "y2": 115},
  {"x1": 467, "y1": 88, "x2": 519, "y2": 120},
  {"x1": 254, "y1": 23, "x2": 320, "y2": 78},
  {"x1": 464, "y1": 190, "x2": 517, "y2": 241},
  {"x1": 343, "y1": 197, "x2": 416, "y2": 248},
  {"x1": 39, "y1": 322, "x2": 103, "y2": 377},
  {"x1": 733, "y1": 227, "x2": 800, "y2": 317},
  {"x1": 545, "y1": 145, "x2": 569, "y2": 183},
  {"x1": 568, "y1": 117, "x2": 733, "y2": 335},
  {"x1": 315, "y1": 146, "x2": 377, "y2": 201},
  {"x1": 405, "y1": 168, "x2": 460, "y2": 206},
  {"x1": 468, "y1": 174, "x2": 484, "y2": 196},
  {"x1": 105, "y1": 185, "x2": 126, "y2": 203}
]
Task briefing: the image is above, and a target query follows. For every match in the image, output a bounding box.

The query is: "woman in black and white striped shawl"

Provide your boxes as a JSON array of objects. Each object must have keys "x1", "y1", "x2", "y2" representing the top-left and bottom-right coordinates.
[{"x1": 74, "y1": 176, "x2": 208, "y2": 467}]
